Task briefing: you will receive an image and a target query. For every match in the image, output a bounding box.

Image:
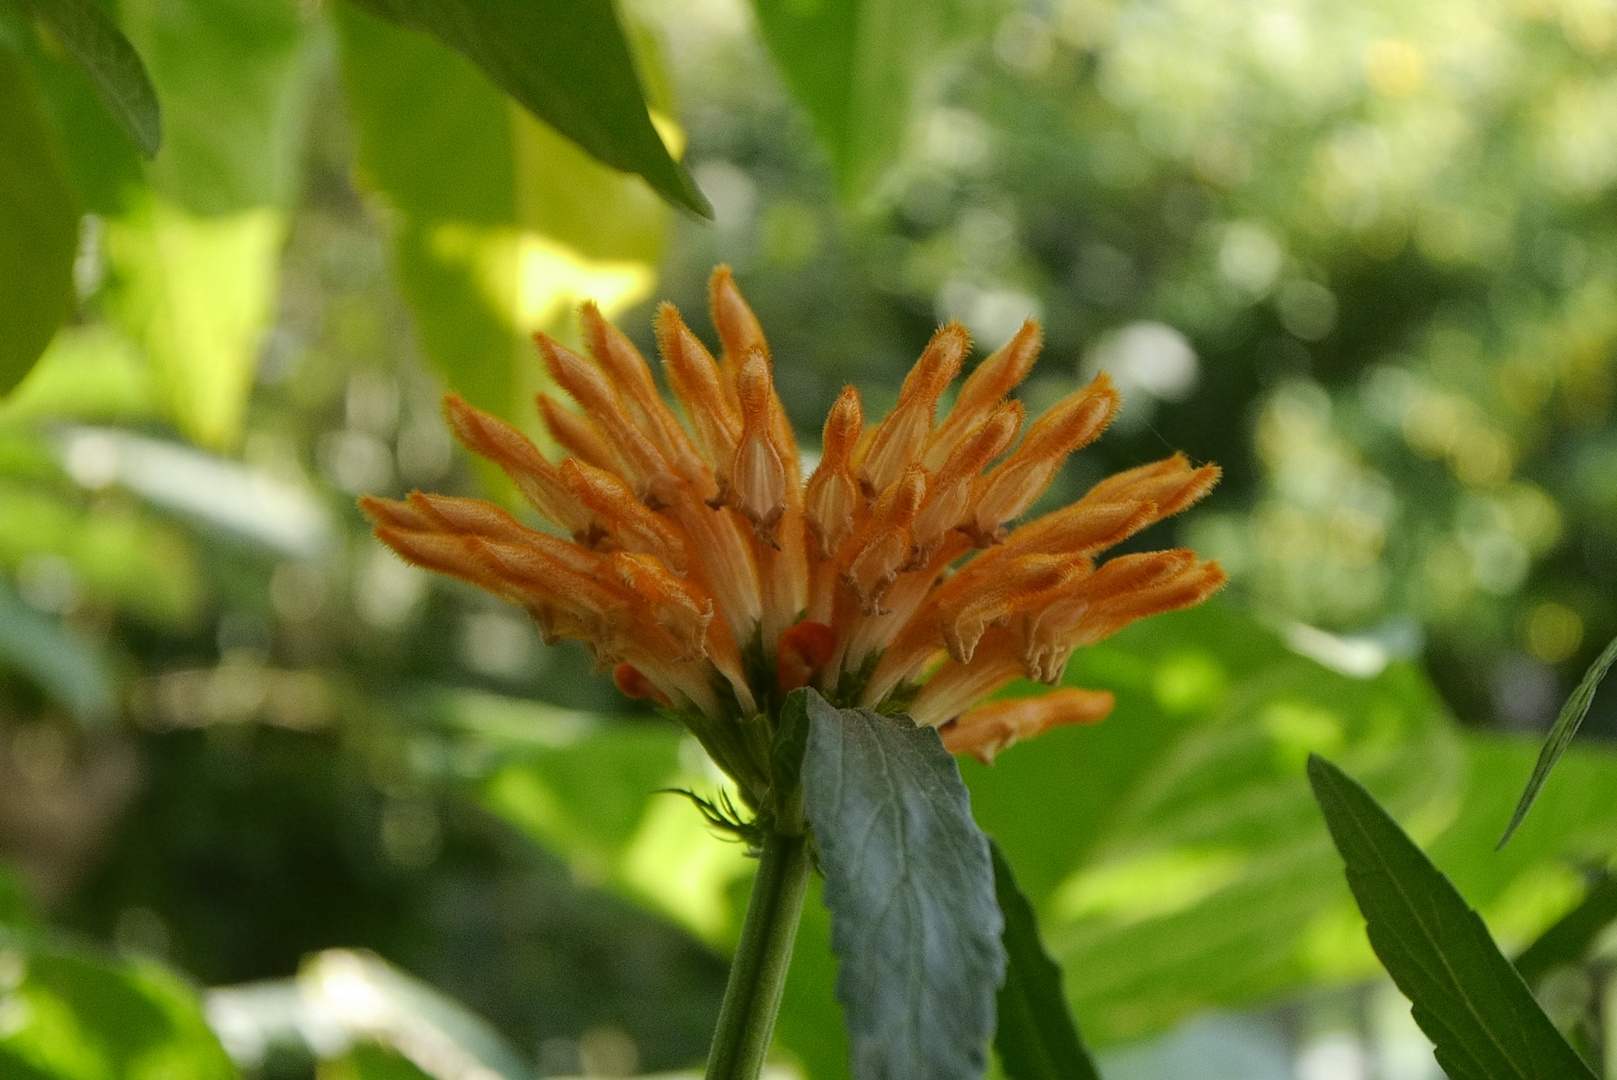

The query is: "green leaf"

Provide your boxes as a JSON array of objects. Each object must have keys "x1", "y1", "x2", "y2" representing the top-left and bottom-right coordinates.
[
  {"x1": 801, "y1": 689, "x2": 1005, "y2": 1080},
  {"x1": 751, "y1": 0, "x2": 987, "y2": 202},
  {"x1": 1499, "y1": 632, "x2": 1617, "y2": 847},
  {"x1": 0, "y1": 477, "x2": 203, "y2": 626},
  {"x1": 119, "y1": 0, "x2": 317, "y2": 214},
  {"x1": 0, "y1": 929, "x2": 237, "y2": 1080},
  {"x1": 337, "y1": 4, "x2": 669, "y2": 434},
  {"x1": 990, "y1": 839, "x2": 1102, "y2": 1080},
  {"x1": 1307, "y1": 753, "x2": 1596, "y2": 1080},
  {"x1": 0, "y1": 576, "x2": 115, "y2": 725},
  {"x1": 23, "y1": 0, "x2": 161, "y2": 156},
  {"x1": 962, "y1": 603, "x2": 1462, "y2": 1044},
  {"x1": 1513, "y1": 871, "x2": 1617, "y2": 985},
  {"x1": 0, "y1": 49, "x2": 78, "y2": 396},
  {"x1": 343, "y1": 0, "x2": 709, "y2": 217},
  {"x1": 403, "y1": 688, "x2": 753, "y2": 943},
  {"x1": 103, "y1": 195, "x2": 285, "y2": 449}
]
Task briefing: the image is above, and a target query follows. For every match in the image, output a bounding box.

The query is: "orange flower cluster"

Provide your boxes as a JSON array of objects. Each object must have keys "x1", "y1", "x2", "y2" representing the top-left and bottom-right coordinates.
[{"x1": 361, "y1": 270, "x2": 1224, "y2": 801}]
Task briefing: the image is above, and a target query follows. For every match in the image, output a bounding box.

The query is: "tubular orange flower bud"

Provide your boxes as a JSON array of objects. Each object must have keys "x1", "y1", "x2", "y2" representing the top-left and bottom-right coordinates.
[
  {"x1": 559, "y1": 458, "x2": 689, "y2": 572},
  {"x1": 365, "y1": 272, "x2": 1222, "y2": 803},
  {"x1": 805, "y1": 387, "x2": 864, "y2": 561},
  {"x1": 656, "y1": 303, "x2": 740, "y2": 494},
  {"x1": 536, "y1": 333, "x2": 672, "y2": 495},
  {"x1": 927, "y1": 319, "x2": 1042, "y2": 469},
  {"x1": 941, "y1": 688, "x2": 1115, "y2": 763},
  {"x1": 538, "y1": 394, "x2": 618, "y2": 474},
  {"x1": 965, "y1": 374, "x2": 1121, "y2": 543},
  {"x1": 911, "y1": 400, "x2": 1023, "y2": 564},
  {"x1": 580, "y1": 302, "x2": 708, "y2": 485},
  {"x1": 859, "y1": 323, "x2": 968, "y2": 494},
  {"x1": 441, "y1": 395, "x2": 594, "y2": 540},
  {"x1": 1021, "y1": 551, "x2": 1226, "y2": 683},
  {"x1": 710, "y1": 268, "x2": 799, "y2": 487},
  {"x1": 842, "y1": 465, "x2": 927, "y2": 615},
  {"x1": 733, "y1": 349, "x2": 790, "y2": 542},
  {"x1": 611, "y1": 551, "x2": 715, "y2": 661}
]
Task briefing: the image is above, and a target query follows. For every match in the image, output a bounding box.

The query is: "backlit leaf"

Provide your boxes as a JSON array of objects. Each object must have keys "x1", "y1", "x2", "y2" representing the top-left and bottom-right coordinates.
[
  {"x1": 0, "y1": 929, "x2": 236, "y2": 1080},
  {"x1": 1513, "y1": 871, "x2": 1617, "y2": 985},
  {"x1": 338, "y1": 5, "x2": 667, "y2": 436},
  {"x1": 104, "y1": 196, "x2": 285, "y2": 449},
  {"x1": 1499, "y1": 632, "x2": 1617, "y2": 847},
  {"x1": 119, "y1": 0, "x2": 316, "y2": 214},
  {"x1": 751, "y1": 0, "x2": 988, "y2": 202}
]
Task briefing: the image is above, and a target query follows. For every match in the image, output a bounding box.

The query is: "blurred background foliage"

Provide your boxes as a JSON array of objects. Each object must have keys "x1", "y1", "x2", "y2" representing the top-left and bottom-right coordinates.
[{"x1": 3, "y1": 0, "x2": 1617, "y2": 1076}]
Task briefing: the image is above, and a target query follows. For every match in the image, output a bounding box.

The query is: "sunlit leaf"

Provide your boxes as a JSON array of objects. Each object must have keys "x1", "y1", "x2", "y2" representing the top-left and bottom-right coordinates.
[
  {"x1": 991, "y1": 839, "x2": 1102, "y2": 1080},
  {"x1": 751, "y1": 0, "x2": 988, "y2": 202},
  {"x1": 2, "y1": 326, "x2": 160, "y2": 424},
  {"x1": 119, "y1": 0, "x2": 316, "y2": 214},
  {"x1": 403, "y1": 689, "x2": 751, "y2": 942},
  {"x1": 1499, "y1": 632, "x2": 1617, "y2": 847},
  {"x1": 0, "y1": 929, "x2": 237, "y2": 1080},
  {"x1": 0, "y1": 49, "x2": 79, "y2": 396},
  {"x1": 344, "y1": 0, "x2": 708, "y2": 216},
  {"x1": 943, "y1": 603, "x2": 1617, "y2": 1047},
  {"x1": 1513, "y1": 871, "x2": 1617, "y2": 985},
  {"x1": 801, "y1": 690, "x2": 1005, "y2": 1080},
  {"x1": 103, "y1": 196, "x2": 285, "y2": 449},
  {"x1": 0, "y1": 477, "x2": 203, "y2": 626},
  {"x1": 337, "y1": 5, "x2": 668, "y2": 436},
  {"x1": 1308, "y1": 754, "x2": 1596, "y2": 1080},
  {"x1": 23, "y1": 0, "x2": 161, "y2": 155}
]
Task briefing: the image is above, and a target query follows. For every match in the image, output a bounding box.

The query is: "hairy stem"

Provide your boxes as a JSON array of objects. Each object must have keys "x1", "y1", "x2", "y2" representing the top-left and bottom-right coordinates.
[{"x1": 704, "y1": 829, "x2": 812, "y2": 1080}]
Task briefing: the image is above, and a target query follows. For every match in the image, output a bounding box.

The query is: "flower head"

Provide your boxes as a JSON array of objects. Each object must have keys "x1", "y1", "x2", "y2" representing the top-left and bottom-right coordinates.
[{"x1": 362, "y1": 269, "x2": 1224, "y2": 802}]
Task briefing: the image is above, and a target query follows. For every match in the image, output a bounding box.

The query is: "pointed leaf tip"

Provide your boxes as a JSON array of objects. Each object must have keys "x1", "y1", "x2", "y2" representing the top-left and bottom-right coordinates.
[
  {"x1": 1498, "y1": 631, "x2": 1617, "y2": 847},
  {"x1": 1309, "y1": 753, "x2": 1597, "y2": 1080}
]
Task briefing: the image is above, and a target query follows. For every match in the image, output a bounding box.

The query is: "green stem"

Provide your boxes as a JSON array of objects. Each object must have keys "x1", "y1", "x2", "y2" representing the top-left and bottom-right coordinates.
[{"x1": 705, "y1": 829, "x2": 812, "y2": 1080}]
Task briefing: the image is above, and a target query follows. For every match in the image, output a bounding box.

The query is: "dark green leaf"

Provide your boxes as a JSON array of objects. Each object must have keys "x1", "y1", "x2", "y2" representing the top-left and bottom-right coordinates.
[
  {"x1": 343, "y1": 0, "x2": 709, "y2": 216},
  {"x1": 0, "y1": 49, "x2": 78, "y2": 395},
  {"x1": 1514, "y1": 871, "x2": 1617, "y2": 985},
  {"x1": 1307, "y1": 754, "x2": 1596, "y2": 1080},
  {"x1": 751, "y1": 0, "x2": 987, "y2": 201},
  {"x1": 991, "y1": 840, "x2": 1102, "y2": 1080},
  {"x1": 24, "y1": 0, "x2": 161, "y2": 155},
  {"x1": 1499, "y1": 632, "x2": 1617, "y2": 847},
  {"x1": 801, "y1": 689, "x2": 1005, "y2": 1080}
]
